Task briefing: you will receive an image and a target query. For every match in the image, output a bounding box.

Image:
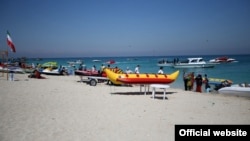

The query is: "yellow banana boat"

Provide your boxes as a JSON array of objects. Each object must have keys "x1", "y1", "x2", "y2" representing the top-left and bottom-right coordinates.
[{"x1": 104, "y1": 68, "x2": 180, "y2": 85}]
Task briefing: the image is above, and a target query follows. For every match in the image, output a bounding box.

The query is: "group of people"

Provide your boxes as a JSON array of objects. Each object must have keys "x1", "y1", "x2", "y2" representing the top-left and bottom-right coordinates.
[
  {"x1": 183, "y1": 71, "x2": 211, "y2": 93},
  {"x1": 125, "y1": 65, "x2": 164, "y2": 74},
  {"x1": 125, "y1": 65, "x2": 140, "y2": 74},
  {"x1": 126, "y1": 65, "x2": 164, "y2": 74}
]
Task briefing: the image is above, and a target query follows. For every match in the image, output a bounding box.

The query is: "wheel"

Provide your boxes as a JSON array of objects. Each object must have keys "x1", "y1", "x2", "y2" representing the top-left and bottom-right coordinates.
[{"x1": 89, "y1": 79, "x2": 97, "y2": 86}]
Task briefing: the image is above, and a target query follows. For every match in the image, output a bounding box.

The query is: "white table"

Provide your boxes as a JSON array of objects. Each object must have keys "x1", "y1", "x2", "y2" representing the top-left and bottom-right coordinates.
[
  {"x1": 150, "y1": 84, "x2": 170, "y2": 100},
  {"x1": 140, "y1": 84, "x2": 150, "y2": 95}
]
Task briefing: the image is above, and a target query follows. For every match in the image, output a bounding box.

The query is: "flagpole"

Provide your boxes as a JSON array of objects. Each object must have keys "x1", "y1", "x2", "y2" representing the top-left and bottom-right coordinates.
[{"x1": 6, "y1": 45, "x2": 9, "y2": 80}]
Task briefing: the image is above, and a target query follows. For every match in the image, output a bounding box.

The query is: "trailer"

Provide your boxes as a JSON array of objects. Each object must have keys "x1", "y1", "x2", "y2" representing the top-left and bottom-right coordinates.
[{"x1": 79, "y1": 76, "x2": 109, "y2": 86}]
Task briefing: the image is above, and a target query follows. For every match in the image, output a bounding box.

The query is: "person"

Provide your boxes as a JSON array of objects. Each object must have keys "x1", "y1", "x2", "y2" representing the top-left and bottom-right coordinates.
[
  {"x1": 114, "y1": 66, "x2": 119, "y2": 73},
  {"x1": 203, "y1": 74, "x2": 211, "y2": 93},
  {"x1": 183, "y1": 70, "x2": 188, "y2": 91},
  {"x1": 158, "y1": 66, "x2": 164, "y2": 74},
  {"x1": 28, "y1": 69, "x2": 45, "y2": 79},
  {"x1": 31, "y1": 63, "x2": 35, "y2": 69},
  {"x1": 135, "y1": 65, "x2": 140, "y2": 74},
  {"x1": 100, "y1": 64, "x2": 105, "y2": 71},
  {"x1": 190, "y1": 72, "x2": 195, "y2": 91},
  {"x1": 92, "y1": 65, "x2": 96, "y2": 71},
  {"x1": 195, "y1": 74, "x2": 203, "y2": 93},
  {"x1": 78, "y1": 63, "x2": 83, "y2": 70},
  {"x1": 186, "y1": 73, "x2": 192, "y2": 91},
  {"x1": 125, "y1": 67, "x2": 133, "y2": 74}
]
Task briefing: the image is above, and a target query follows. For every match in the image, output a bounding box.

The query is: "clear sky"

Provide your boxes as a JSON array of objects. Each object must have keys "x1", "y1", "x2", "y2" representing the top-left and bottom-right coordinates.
[{"x1": 1, "y1": 0, "x2": 250, "y2": 58}]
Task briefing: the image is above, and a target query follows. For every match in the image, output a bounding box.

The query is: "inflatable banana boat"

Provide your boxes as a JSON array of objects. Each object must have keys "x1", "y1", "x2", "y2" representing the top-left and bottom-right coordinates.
[{"x1": 104, "y1": 68, "x2": 180, "y2": 85}]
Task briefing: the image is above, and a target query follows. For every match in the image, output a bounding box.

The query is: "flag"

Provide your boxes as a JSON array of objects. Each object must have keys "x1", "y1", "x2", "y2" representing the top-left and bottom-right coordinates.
[{"x1": 7, "y1": 31, "x2": 16, "y2": 53}]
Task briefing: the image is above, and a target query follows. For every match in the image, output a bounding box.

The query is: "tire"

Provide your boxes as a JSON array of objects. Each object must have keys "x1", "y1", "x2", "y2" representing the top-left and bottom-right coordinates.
[{"x1": 89, "y1": 79, "x2": 97, "y2": 86}]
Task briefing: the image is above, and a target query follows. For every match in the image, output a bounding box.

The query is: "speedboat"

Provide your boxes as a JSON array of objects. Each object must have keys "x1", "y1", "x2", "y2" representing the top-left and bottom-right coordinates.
[
  {"x1": 157, "y1": 59, "x2": 174, "y2": 67},
  {"x1": 209, "y1": 56, "x2": 237, "y2": 63},
  {"x1": 75, "y1": 69, "x2": 100, "y2": 76},
  {"x1": 105, "y1": 60, "x2": 115, "y2": 64},
  {"x1": 218, "y1": 84, "x2": 250, "y2": 98},
  {"x1": 0, "y1": 63, "x2": 25, "y2": 73},
  {"x1": 172, "y1": 57, "x2": 217, "y2": 68},
  {"x1": 67, "y1": 60, "x2": 83, "y2": 66}
]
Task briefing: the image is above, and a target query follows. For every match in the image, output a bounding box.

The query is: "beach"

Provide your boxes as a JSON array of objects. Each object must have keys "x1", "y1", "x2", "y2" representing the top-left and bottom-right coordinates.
[{"x1": 0, "y1": 73, "x2": 250, "y2": 141}]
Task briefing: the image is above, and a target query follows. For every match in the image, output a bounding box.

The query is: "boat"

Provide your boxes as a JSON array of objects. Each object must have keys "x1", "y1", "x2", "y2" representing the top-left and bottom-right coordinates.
[
  {"x1": 218, "y1": 84, "x2": 250, "y2": 98},
  {"x1": 209, "y1": 78, "x2": 233, "y2": 91},
  {"x1": 104, "y1": 68, "x2": 180, "y2": 85},
  {"x1": 41, "y1": 67, "x2": 62, "y2": 75},
  {"x1": 92, "y1": 59, "x2": 102, "y2": 62},
  {"x1": 209, "y1": 56, "x2": 237, "y2": 63},
  {"x1": 157, "y1": 59, "x2": 174, "y2": 67},
  {"x1": 208, "y1": 78, "x2": 233, "y2": 85},
  {"x1": 75, "y1": 70, "x2": 101, "y2": 76},
  {"x1": 75, "y1": 67, "x2": 123, "y2": 77},
  {"x1": 67, "y1": 60, "x2": 83, "y2": 66},
  {"x1": 0, "y1": 65, "x2": 25, "y2": 73},
  {"x1": 172, "y1": 57, "x2": 217, "y2": 68},
  {"x1": 105, "y1": 60, "x2": 115, "y2": 64}
]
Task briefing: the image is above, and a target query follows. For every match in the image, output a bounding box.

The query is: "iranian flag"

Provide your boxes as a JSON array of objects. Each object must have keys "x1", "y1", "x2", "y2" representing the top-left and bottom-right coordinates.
[{"x1": 7, "y1": 31, "x2": 16, "y2": 53}]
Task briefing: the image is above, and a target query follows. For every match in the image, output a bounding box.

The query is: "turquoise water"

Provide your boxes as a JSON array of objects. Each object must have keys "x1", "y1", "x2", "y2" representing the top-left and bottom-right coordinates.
[{"x1": 25, "y1": 54, "x2": 250, "y2": 89}]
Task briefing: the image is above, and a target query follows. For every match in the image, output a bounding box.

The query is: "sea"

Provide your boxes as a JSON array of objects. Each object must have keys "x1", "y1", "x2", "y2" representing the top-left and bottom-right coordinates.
[{"x1": 21, "y1": 54, "x2": 250, "y2": 90}]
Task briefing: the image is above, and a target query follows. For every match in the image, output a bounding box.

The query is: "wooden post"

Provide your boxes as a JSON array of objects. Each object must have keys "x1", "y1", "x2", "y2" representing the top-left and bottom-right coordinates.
[{"x1": 0, "y1": 50, "x2": 8, "y2": 80}]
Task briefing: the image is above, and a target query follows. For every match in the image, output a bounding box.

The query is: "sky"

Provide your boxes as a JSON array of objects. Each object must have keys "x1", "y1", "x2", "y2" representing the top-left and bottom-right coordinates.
[{"x1": 0, "y1": 0, "x2": 250, "y2": 58}]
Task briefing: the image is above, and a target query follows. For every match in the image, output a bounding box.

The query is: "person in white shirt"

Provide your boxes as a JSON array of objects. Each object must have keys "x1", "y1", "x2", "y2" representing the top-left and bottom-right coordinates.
[
  {"x1": 158, "y1": 66, "x2": 164, "y2": 74},
  {"x1": 92, "y1": 65, "x2": 96, "y2": 71},
  {"x1": 134, "y1": 65, "x2": 140, "y2": 74},
  {"x1": 125, "y1": 67, "x2": 133, "y2": 74}
]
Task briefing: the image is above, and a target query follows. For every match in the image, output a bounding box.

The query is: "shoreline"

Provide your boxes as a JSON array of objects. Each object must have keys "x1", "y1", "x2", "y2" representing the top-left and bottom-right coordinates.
[{"x1": 0, "y1": 73, "x2": 249, "y2": 141}]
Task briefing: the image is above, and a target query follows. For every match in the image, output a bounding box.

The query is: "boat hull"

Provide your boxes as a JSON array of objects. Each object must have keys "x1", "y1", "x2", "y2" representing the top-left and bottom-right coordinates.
[
  {"x1": 218, "y1": 86, "x2": 250, "y2": 98},
  {"x1": 173, "y1": 63, "x2": 215, "y2": 68},
  {"x1": 0, "y1": 66, "x2": 25, "y2": 73},
  {"x1": 157, "y1": 63, "x2": 173, "y2": 67},
  {"x1": 75, "y1": 70, "x2": 100, "y2": 76},
  {"x1": 104, "y1": 68, "x2": 180, "y2": 85}
]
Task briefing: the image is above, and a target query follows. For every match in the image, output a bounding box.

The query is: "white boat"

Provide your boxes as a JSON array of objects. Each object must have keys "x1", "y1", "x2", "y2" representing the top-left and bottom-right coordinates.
[
  {"x1": 172, "y1": 57, "x2": 217, "y2": 68},
  {"x1": 92, "y1": 59, "x2": 101, "y2": 62},
  {"x1": 0, "y1": 65, "x2": 25, "y2": 73},
  {"x1": 67, "y1": 60, "x2": 83, "y2": 66},
  {"x1": 218, "y1": 84, "x2": 250, "y2": 98}
]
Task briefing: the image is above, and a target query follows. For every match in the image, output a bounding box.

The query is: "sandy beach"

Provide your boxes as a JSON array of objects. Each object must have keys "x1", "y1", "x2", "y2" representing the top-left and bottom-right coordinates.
[{"x1": 0, "y1": 73, "x2": 249, "y2": 141}]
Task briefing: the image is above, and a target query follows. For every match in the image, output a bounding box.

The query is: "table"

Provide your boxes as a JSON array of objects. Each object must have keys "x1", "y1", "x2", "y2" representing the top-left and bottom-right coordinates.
[
  {"x1": 150, "y1": 84, "x2": 170, "y2": 100},
  {"x1": 140, "y1": 84, "x2": 150, "y2": 95}
]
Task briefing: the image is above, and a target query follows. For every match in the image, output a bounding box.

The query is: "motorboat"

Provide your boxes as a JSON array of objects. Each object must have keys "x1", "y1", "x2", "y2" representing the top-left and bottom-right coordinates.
[
  {"x1": 92, "y1": 59, "x2": 102, "y2": 62},
  {"x1": 75, "y1": 70, "x2": 100, "y2": 76},
  {"x1": 67, "y1": 60, "x2": 83, "y2": 66},
  {"x1": 157, "y1": 59, "x2": 174, "y2": 67},
  {"x1": 218, "y1": 84, "x2": 250, "y2": 98},
  {"x1": 105, "y1": 60, "x2": 115, "y2": 64},
  {"x1": 209, "y1": 56, "x2": 237, "y2": 63},
  {"x1": 172, "y1": 57, "x2": 217, "y2": 68},
  {"x1": 0, "y1": 65, "x2": 25, "y2": 73}
]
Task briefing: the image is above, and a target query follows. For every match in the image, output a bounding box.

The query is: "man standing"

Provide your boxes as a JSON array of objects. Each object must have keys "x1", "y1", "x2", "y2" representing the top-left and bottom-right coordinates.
[
  {"x1": 135, "y1": 65, "x2": 140, "y2": 74},
  {"x1": 183, "y1": 70, "x2": 188, "y2": 91}
]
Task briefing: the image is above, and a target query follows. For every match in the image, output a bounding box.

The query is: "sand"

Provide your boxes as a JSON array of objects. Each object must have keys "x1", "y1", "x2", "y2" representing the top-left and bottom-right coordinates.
[{"x1": 0, "y1": 73, "x2": 249, "y2": 141}]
